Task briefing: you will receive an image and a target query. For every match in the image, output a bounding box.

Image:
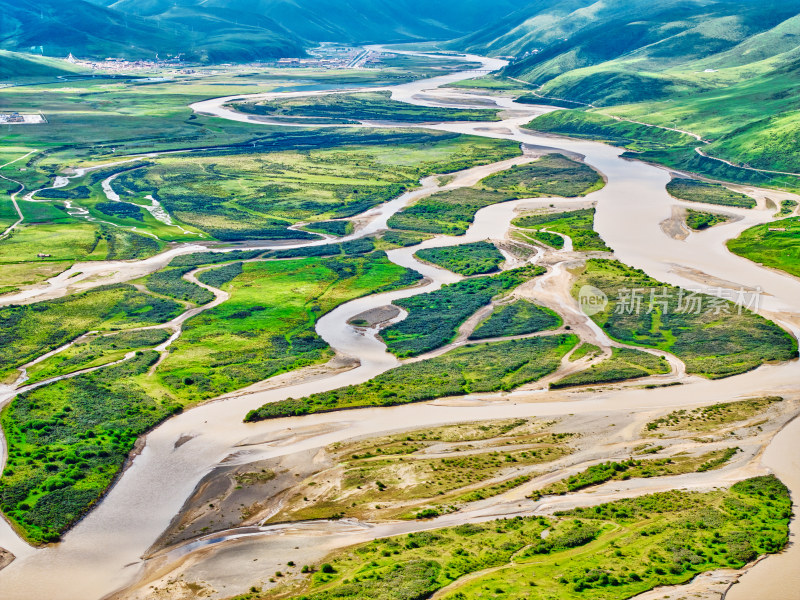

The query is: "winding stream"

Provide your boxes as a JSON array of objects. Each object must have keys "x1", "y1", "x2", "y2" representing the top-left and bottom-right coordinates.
[{"x1": 0, "y1": 48, "x2": 798, "y2": 600}]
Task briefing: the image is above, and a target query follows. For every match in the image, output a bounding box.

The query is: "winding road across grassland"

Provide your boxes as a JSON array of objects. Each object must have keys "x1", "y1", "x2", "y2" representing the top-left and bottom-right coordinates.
[{"x1": 0, "y1": 47, "x2": 798, "y2": 600}]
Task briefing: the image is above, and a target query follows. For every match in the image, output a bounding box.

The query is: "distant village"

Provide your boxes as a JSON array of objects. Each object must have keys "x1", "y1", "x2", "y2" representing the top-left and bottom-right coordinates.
[{"x1": 63, "y1": 46, "x2": 396, "y2": 73}]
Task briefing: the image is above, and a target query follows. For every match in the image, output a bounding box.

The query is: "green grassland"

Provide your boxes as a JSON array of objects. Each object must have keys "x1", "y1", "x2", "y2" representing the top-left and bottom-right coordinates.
[
  {"x1": 646, "y1": 396, "x2": 783, "y2": 434},
  {"x1": 0, "y1": 284, "x2": 182, "y2": 381},
  {"x1": 382, "y1": 266, "x2": 545, "y2": 357},
  {"x1": 0, "y1": 351, "x2": 183, "y2": 544},
  {"x1": 0, "y1": 70, "x2": 520, "y2": 257},
  {"x1": 525, "y1": 110, "x2": 800, "y2": 189},
  {"x1": 777, "y1": 199, "x2": 798, "y2": 217},
  {"x1": 0, "y1": 198, "x2": 20, "y2": 230},
  {"x1": 529, "y1": 449, "x2": 739, "y2": 500},
  {"x1": 574, "y1": 260, "x2": 797, "y2": 378},
  {"x1": 0, "y1": 213, "x2": 165, "y2": 286},
  {"x1": 414, "y1": 242, "x2": 505, "y2": 276},
  {"x1": 234, "y1": 91, "x2": 501, "y2": 123},
  {"x1": 481, "y1": 154, "x2": 604, "y2": 197},
  {"x1": 0, "y1": 50, "x2": 86, "y2": 79},
  {"x1": 0, "y1": 67, "x2": 488, "y2": 175},
  {"x1": 23, "y1": 330, "x2": 171, "y2": 385},
  {"x1": 143, "y1": 267, "x2": 215, "y2": 305},
  {"x1": 249, "y1": 476, "x2": 790, "y2": 600},
  {"x1": 0, "y1": 222, "x2": 105, "y2": 264},
  {"x1": 109, "y1": 132, "x2": 519, "y2": 241},
  {"x1": 303, "y1": 221, "x2": 353, "y2": 237},
  {"x1": 666, "y1": 179, "x2": 756, "y2": 208},
  {"x1": 513, "y1": 208, "x2": 610, "y2": 251},
  {"x1": 469, "y1": 300, "x2": 562, "y2": 340},
  {"x1": 245, "y1": 334, "x2": 578, "y2": 422},
  {"x1": 551, "y1": 348, "x2": 670, "y2": 389},
  {"x1": 594, "y1": 65, "x2": 800, "y2": 176},
  {"x1": 387, "y1": 154, "x2": 604, "y2": 237},
  {"x1": 388, "y1": 188, "x2": 515, "y2": 235},
  {"x1": 727, "y1": 216, "x2": 800, "y2": 278},
  {"x1": 569, "y1": 343, "x2": 601, "y2": 362},
  {"x1": 526, "y1": 110, "x2": 696, "y2": 152},
  {"x1": 685, "y1": 210, "x2": 731, "y2": 230},
  {"x1": 157, "y1": 252, "x2": 416, "y2": 402},
  {"x1": 0, "y1": 252, "x2": 421, "y2": 542}
]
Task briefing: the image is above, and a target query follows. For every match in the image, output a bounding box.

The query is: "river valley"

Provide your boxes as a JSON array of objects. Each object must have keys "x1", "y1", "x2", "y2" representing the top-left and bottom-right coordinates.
[{"x1": 0, "y1": 47, "x2": 797, "y2": 600}]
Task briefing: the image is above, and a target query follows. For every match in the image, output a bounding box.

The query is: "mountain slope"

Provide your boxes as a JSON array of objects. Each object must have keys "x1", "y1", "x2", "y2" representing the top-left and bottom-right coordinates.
[
  {"x1": 0, "y1": 0, "x2": 521, "y2": 62},
  {"x1": 91, "y1": 0, "x2": 521, "y2": 46},
  {"x1": 0, "y1": 50, "x2": 86, "y2": 78},
  {"x1": 465, "y1": 1, "x2": 800, "y2": 175},
  {"x1": 455, "y1": 0, "x2": 800, "y2": 105},
  {"x1": 0, "y1": 0, "x2": 303, "y2": 62}
]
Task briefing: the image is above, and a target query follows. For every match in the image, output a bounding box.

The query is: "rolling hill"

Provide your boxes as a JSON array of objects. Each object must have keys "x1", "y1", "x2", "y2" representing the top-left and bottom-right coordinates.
[
  {"x1": 0, "y1": 0, "x2": 521, "y2": 63},
  {"x1": 0, "y1": 50, "x2": 87, "y2": 78},
  {"x1": 94, "y1": 0, "x2": 520, "y2": 45},
  {"x1": 450, "y1": 1, "x2": 800, "y2": 175},
  {"x1": 454, "y1": 0, "x2": 800, "y2": 105},
  {"x1": 0, "y1": 0, "x2": 304, "y2": 62}
]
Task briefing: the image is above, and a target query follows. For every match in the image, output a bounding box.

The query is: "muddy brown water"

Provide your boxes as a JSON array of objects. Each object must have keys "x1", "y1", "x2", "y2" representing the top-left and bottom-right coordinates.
[{"x1": 0, "y1": 48, "x2": 798, "y2": 600}]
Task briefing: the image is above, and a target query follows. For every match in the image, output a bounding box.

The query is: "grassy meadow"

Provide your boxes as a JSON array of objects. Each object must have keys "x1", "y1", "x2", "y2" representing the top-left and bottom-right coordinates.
[
  {"x1": 382, "y1": 265, "x2": 545, "y2": 357},
  {"x1": 245, "y1": 334, "x2": 578, "y2": 421},
  {"x1": 414, "y1": 241, "x2": 505, "y2": 276},
  {"x1": 727, "y1": 216, "x2": 800, "y2": 278},
  {"x1": 242, "y1": 476, "x2": 790, "y2": 600},
  {"x1": 234, "y1": 90, "x2": 501, "y2": 123},
  {"x1": 469, "y1": 300, "x2": 562, "y2": 340},
  {"x1": 551, "y1": 348, "x2": 670, "y2": 389},
  {"x1": 513, "y1": 207, "x2": 610, "y2": 251},
  {"x1": 388, "y1": 154, "x2": 603, "y2": 236},
  {"x1": 157, "y1": 252, "x2": 418, "y2": 403},
  {"x1": 574, "y1": 260, "x2": 797, "y2": 378}
]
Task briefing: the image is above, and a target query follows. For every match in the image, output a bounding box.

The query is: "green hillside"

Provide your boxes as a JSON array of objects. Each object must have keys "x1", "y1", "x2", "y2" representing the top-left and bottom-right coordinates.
[
  {"x1": 0, "y1": 0, "x2": 304, "y2": 62},
  {"x1": 453, "y1": 0, "x2": 800, "y2": 176},
  {"x1": 98, "y1": 0, "x2": 520, "y2": 44},
  {"x1": 0, "y1": 51, "x2": 86, "y2": 79}
]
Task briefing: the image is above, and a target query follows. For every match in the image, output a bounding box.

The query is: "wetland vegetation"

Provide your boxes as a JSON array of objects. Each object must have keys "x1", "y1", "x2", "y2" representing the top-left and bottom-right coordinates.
[
  {"x1": 245, "y1": 334, "x2": 578, "y2": 421},
  {"x1": 269, "y1": 419, "x2": 573, "y2": 523},
  {"x1": 685, "y1": 209, "x2": 730, "y2": 230},
  {"x1": 727, "y1": 216, "x2": 800, "y2": 278},
  {"x1": 414, "y1": 241, "x2": 505, "y2": 276},
  {"x1": 158, "y1": 252, "x2": 419, "y2": 402},
  {"x1": 0, "y1": 351, "x2": 182, "y2": 544},
  {"x1": 666, "y1": 179, "x2": 756, "y2": 209},
  {"x1": 381, "y1": 265, "x2": 545, "y2": 357},
  {"x1": 234, "y1": 91, "x2": 501, "y2": 123},
  {"x1": 0, "y1": 284, "x2": 182, "y2": 381},
  {"x1": 469, "y1": 300, "x2": 562, "y2": 340},
  {"x1": 551, "y1": 348, "x2": 670, "y2": 389},
  {"x1": 246, "y1": 476, "x2": 790, "y2": 600},
  {"x1": 387, "y1": 154, "x2": 603, "y2": 236},
  {"x1": 513, "y1": 207, "x2": 610, "y2": 251},
  {"x1": 574, "y1": 259, "x2": 797, "y2": 378},
  {"x1": 0, "y1": 252, "x2": 421, "y2": 541}
]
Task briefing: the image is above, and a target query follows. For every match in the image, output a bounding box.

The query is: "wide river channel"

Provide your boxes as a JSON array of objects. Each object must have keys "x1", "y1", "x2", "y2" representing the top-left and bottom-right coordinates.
[{"x1": 0, "y1": 47, "x2": 797, "y2": 600}]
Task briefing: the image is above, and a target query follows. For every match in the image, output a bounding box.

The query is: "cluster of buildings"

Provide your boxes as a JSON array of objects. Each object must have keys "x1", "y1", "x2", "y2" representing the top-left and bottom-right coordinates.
[
  {"x1": 65, "y1": 53, "x2": 184, "y2": 73},
  {"x1": 0, "y1": 112, "x2": 45, "y2": 125},
  {"x1": 270, "y1": 47, "x2": 395, "y2": 69}
]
